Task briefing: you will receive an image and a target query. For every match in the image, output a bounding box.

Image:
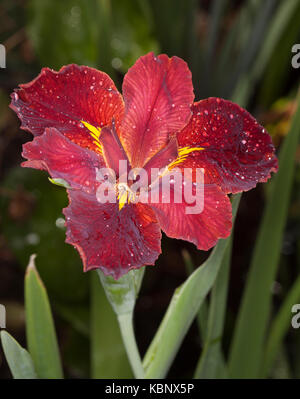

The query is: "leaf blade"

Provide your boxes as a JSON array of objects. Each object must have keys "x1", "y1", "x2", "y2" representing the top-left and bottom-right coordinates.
[
  {"x1": 262, "y1": 273, "x2": 300, "y2": 377},
  {"x1": 228, "y1": 90, "x2": 300, "y2": 378},
  {"x1": 143, "y1": 195, "x2": 241, "y2": 378},
  {"x1": 1, "y1": 331, "x2": 37, "y2": 379},
  {"x1": 25, "y1": 255, "x2": 63, "y2": 379},
  {"x1": 194, "y1": 237, "x2": 233, "y2": 379}
]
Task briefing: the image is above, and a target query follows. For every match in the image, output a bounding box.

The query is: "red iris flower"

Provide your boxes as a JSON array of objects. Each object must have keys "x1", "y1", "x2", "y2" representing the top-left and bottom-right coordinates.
[{"x1": 10, "y1": 53, "x2": 277, "y2": 279}]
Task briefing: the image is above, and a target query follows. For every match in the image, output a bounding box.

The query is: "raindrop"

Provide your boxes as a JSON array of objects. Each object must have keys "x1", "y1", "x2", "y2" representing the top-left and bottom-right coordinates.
[
  {"x1": 26, "y1": 233, "x2": 40, "y2": 245},
  {"x1": 55, "y1": 217, "x2": 65, "y2": 229}
]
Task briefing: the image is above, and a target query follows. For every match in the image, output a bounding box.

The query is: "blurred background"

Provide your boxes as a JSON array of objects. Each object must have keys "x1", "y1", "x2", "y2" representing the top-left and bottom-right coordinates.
[{"x1": 0, "y1": 0, "x2": 300, "y2": 379}]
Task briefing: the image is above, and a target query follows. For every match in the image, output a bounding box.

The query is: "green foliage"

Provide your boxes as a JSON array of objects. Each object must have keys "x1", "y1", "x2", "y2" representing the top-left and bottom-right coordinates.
[
  {"x1": 25, "y1": 255, "x2": 63, "y2": 378},
  {"x1": 27, "y1": 0, "x2": 104, "y2": 70},
  {"x1": 228, "y1": 92, "x2": 300, "y2": 378},
  {"x1": 1, "y1": 331, "x2": 37, "y2": 379},
  {"x1": 194, "y1": 238, "x2": 233, "y2": 379},
  {"x1": 143, "y1": 195, "x2": 241, "y2": 378},
  {"x1": 2, "y1": 0, "x2": 300, "y2": 380},
  {"x1": 262, "y1": 273, "x2": 300, "y2": 377},
  {"x1": 27, "y1": 0, "x2": 158, "y2": 80}
]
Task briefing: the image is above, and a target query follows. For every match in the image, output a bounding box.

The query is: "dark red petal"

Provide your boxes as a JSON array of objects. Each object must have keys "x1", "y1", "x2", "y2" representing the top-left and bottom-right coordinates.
[
  {"x1": 143, "y1": 137, "x2": 178, "y2": 172},
  {"x1": 149, "y1": 181, "x2": 232, "y2": 251},
  {"x1": 177, "y1": 98, "x2": 278, "y2": 194},
  {"x1": 10, "y1": 64, "x2": 124, "y2": 154},
  {"x1": 22, "y1": 127, "x2": 104, "y2": 194},
  {"x1": 64, "y1": 191, "x2": 162, "y2": 279},
  {"x1": 121, "y1": 52, "x2": 194, "y2": 167},
  {"x1": 100, "y1": 124, "x2": 129, "y2": 174}
]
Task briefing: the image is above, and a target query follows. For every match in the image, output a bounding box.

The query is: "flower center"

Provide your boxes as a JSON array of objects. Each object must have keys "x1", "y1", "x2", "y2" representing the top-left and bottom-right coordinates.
[{"x1": 117, "y1": 182, "x2": 137, "y2": 211}]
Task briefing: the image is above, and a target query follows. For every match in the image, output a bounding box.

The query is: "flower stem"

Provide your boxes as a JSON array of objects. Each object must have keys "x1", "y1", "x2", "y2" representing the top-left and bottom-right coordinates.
[{"x1": 117, "y1": 312, "x2": 145, "y2": 379}]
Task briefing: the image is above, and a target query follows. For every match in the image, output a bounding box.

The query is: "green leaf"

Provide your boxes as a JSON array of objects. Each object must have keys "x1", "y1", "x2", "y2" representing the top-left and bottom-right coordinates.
[
  {"x1": 182, "y1": 250, "x2": 208, "y2": 342},
  {"x1": 223, "y1": 0, "x2": 276, "y2": 99},
  {"x1": 200, "y1": 0, "x2": 228, "y2": 97},
  {"x1": 258, "y1": 1, "x2": 300, "y2": 106},
  {"x1": 25, "y1": 255, "x2": 63, "y2": 378},
  {"x1": 194, "y1": 237, "x2": 233, "y2": 379},
  {"x1": 232, "y1": 0, "x2": 300, "y2": 106},
  {"x1": 262, "y1": 272, "x2": 300, "y2": 377},
  {"x1": 143, "y1": 195, "x2": 241, "y2": 378},
  {"x1": 48, "y1": 178, "x2": 71, "y2": 189},
  {"x1": 228, "y1": 90, "x2": 300, "y2": 378},
  {"x1": 1, "y1": 331, "x2": 37, "y2": 379},
  {"x1": 90, "y1": 272, "x2": 132, "y2": 378}
]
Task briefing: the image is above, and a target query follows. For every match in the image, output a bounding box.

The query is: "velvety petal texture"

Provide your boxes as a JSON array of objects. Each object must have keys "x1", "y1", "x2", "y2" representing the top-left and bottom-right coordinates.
[
  {"x1": 22, "y1": 127, "x2": 104, "y2": 194},
  {"x1": 144, "y1": 138, "x2": 178, "y2": 173},
  {"x1": 177, "y1": 98, "x2": 278, "y2": 193},
  {"x1": 10, "y1": 64, "x2": 124, "y2": 154},
  {"x1": 121, "y1": 52, "x2": 194, "y2": 167},
  {"x1": 100, "y1": 124, "x2": 129, "y2": 174},
  {"x1": 64, "y1": 191, "x2": 161, "y2": 279},
  {"x1": 149, "y1": 180, "x2": 232, "y2": 250}
]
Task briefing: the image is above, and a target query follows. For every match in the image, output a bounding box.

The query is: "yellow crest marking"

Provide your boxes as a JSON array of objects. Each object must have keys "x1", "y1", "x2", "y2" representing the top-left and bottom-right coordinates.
[
  {"x1": 148, "y1": 146, "x2": 205, "y2": 189},
  {"x1": 117, "y1": 183, "x2": 137, "y2": 211},
  {"x1": 118, "y1": 190, "x2": 128, "y2": 211},
  {"x1": 111, "y1": 146, "x2": 204, "y2": 211},
  {"x1": 167, "y1": 146, "x2": 204, "y2": 170},
  {"x1": 81, "y1": 120, "x2": 103, "y2": 154}
]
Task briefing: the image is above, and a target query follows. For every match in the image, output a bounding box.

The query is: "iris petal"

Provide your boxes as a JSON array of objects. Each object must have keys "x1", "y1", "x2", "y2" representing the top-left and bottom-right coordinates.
[
  {"x1": 64, "y1": 191, "x2": 161, "y2": 279},
  {"x1": 10, "y1": 64, "x2": 124, "y2": 154},
  {"x1": 177, "y1": 98, "x2": 278, "y2": 193},
  {"x1": 120, "y1": 52, "x2": 194, "y2": 167}
]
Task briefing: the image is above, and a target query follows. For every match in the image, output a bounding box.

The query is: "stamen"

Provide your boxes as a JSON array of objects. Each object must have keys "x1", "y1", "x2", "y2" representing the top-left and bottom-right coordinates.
[
  {"x1": 118, "y1": 190, "x2": 128, "y2": 211},
  {"x1": 117, "y1": 183, "x2": 137, "y2": 211}
]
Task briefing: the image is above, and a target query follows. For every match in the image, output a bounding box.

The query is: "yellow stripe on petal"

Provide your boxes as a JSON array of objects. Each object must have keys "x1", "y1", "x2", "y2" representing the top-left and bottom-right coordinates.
[
  {"x1": 81, "y1": 120, "x2": 103, "y2": 154},
  {"x1": 178, "y1": 146, "x2": 204, "y2": 157},
  {"x1": 81, "y1": 120, "x2": 101, "y2": 138},
  {"x1": 168, "y1": 146, "x2": 204, "y2": 170}
]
